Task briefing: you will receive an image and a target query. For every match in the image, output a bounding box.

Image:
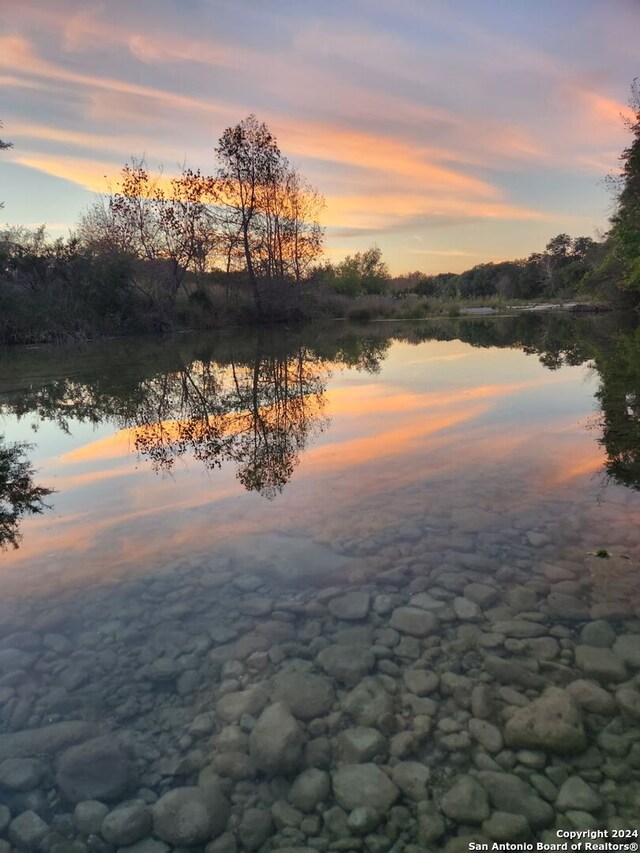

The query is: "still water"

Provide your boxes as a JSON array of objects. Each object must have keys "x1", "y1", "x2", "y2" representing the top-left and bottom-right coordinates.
[{"x1": 0, "y1": 314, "x2": 639, "y2": 851}]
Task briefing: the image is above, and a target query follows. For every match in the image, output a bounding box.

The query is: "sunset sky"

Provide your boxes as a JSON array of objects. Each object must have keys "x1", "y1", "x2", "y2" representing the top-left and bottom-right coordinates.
[{"x1": 1, "y1": 0, "x2": 638, "y2": 273}]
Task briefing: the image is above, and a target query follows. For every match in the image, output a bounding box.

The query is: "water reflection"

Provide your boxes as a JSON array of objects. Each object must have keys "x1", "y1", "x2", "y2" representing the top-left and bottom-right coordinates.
[{"x1": 0, "y1": 435, "x2": 52, "y2": 549}]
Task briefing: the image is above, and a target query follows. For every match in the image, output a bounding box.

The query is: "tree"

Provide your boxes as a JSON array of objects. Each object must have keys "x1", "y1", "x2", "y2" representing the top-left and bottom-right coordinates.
[
  {"x1": 0, "y1": 436, "x2": 52, "y2": 549},
  {"x1": 215, "y1": 115, "x2": 324, "y2": 315},
  {"x1": 80, "y1": 159, "x2": 217, "y2": 323},
  {"x1": 608, "y1": 79, "x2": 640, "y2": 292},
  {"x1": 0, "y1": 121, "x2": 12, "y2": 210}
]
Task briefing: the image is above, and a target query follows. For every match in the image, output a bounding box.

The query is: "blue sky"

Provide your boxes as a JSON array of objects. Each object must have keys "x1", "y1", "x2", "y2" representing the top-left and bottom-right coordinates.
[{"x1": 1, "y1": 0, "x2": 638, "y2": 272}]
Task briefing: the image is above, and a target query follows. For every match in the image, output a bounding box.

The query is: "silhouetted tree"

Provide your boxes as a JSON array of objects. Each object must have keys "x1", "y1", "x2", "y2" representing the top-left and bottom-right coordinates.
[{"x1": 0, "y1": 436, "x2": 52, "y2": 549}]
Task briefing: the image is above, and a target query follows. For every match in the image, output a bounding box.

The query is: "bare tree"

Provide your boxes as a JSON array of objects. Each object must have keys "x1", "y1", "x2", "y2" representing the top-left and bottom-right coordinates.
[{"x1": 215, "y1": 115, "x2": 324, "y2": 315}]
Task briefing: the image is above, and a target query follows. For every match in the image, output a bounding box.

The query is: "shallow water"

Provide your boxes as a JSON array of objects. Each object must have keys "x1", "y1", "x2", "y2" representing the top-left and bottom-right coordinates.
[{"x1": 0, "y1": 315, "x2": 639, "y2": 851}]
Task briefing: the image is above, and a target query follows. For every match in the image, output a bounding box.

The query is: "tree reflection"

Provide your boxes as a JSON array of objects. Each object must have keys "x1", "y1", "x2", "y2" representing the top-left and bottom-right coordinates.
[
  {"x1": 594, "y1": 327, "x2": 640, "y2": 491},
  {"x1": 0, "y1": 436, "x2": 52, "y2": 549},
  {"x1": 125, "y1": 340, "x2": 328, "y2": 498}
]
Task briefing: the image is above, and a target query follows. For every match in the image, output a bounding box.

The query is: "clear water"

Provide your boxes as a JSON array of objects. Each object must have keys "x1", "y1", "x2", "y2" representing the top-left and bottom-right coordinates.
[{"x1": 0, "y1": 314, "x2": 639, "y2": 850}]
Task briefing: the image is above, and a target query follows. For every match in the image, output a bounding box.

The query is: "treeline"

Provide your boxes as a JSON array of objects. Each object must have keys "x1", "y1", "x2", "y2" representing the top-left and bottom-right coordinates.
[
  {"x1": 2, "y1": 77, "x2": 640, "y2": 344},
  {"x1": 0, "y1": 116, "x2": 325, "y2": 343}
]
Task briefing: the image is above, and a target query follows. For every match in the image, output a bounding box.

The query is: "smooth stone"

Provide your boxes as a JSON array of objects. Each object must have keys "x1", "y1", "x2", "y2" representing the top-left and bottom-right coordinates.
[
  {"x1": 476, "y1": 772, "x2": 555, "y2": 829},
  {"x1": 328, "y1": 592, "x2": 370, "y2": 621},
  {"x1": 0, "y1": 721, "x2": 96, "y2": 760},
  {"x1": 316, "y1": 645, "x2": 374, "y2": 686},
  {"x1": 347, "y1": 806, "x2": 381, "y2": 833},
  {"x1": 484, "y1": 654, "x2": 544, "y2": 690},
  {"x1": 342, "y1": 677, "x2": 393, "y2": 727},
  {"x1": 101, "y1": 803, "x2": 152, "y2": 847},
  {"x1": 615, "y1": 685, "x2": 640, "y2": 720},
  {"x1": 390, "y1": 762, "x2": 430, "y2": 801},
  {"x1": 271, "y1": 670, "x2": 335, "y2": 720},
  {"x1": 389, "y1": 607, "x2": 439, "y2": 638},
  {"x1": 504, "y1": 689, "x2": 586, "y2": 754},
  {"x1": 238, "y1": 807, "x2": 273, "y2": 851},
  {"x1": 56, "y1": 737, "x2": 134, "y2": 803},
  {"x1": 556, "y1": 777, "x2": 602, "y2": 812},
  {"x1": 574, "y1": 646, "x2": 627, "y2": 682},
  {"x1": 271, "y1": 799, "x2": 302, "y2": 829},
  {"x1": 74, "y1": 801, "x2": 110, "y2": 836},
  {"x1": 566, "y1": 680, "x2": 617, "y2": 715},
  {"x1": 453, "y1": 597, "x2": 482, "y2": 621},
  {"x1": 463, "y1": 584, "x2": 500, "y2": 608},
  {"x1": 288, "y1": 769, "x2": 330, "y2": 812},
  {"x1": 216, "y1": 686, "x2": 269, "y2": 723},
  {"x1": 482, "y1": 811, "x2": 531, "y2": 841},
  {"x1": 490, "y1": 620, "x2": 546, "y2": 638},
  {"x1": 613, "y1": 634, "x2": 640, "y2": 667},
  {"x1": 441, "y1": 775, "x2": 489, "y2": 824},
  {"x1": 210, "y1": 752, "x2": 257, "y2": 781},
  {"x1": 332, "y1": 764, "x2": 399, "y2": 812},
  {"x1": 249, "y1": 702, "x2": 304, "y2": 776},
  {"x1": 469, "y1": 719, "x2": 503, "y2": 753},
  {"x1": 546, "y1": 593, "x2": 590, "y2": 620},
  {"x1": 153, "y1": 786, "x2": 229, "y2": 846},
  {"x1": 580, "y1": 621, "x2": 616, "y2": 648},
  {"x1": 403, "y1": 668, "x2": 439, "y2": 696},
  {"x1": 335, "y1": 727, "x2": 387, "y2": 764},
  {"x1": 8, "y1": 811, "x2": 49, "y2": 851},
  {"x1": 0, "y1": 758, "x2": 45, "y2": 792}
]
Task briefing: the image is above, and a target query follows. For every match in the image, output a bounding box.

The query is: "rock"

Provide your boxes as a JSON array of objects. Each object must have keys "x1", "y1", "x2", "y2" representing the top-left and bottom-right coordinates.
[
  {"x1": 580, "y1": 621, "x2": 616, "y2": 648},
  {"x1": 504, "y1": 689, "x2": 586, "y2": 754},
  {"x1": 101, "y1": 803, "x2": 152, "y2": 846},
  {"x1": 210, "y1": 752, "x2": 256, "y2": 781},
  {"x1": 343, "y1": 677, "x2": 393, "y2": 726},
  {"x1": 453, "y1": 597, "x2": 482, "y2": 621},
  {"x1": 469, "y1": 719, "x2": 503, "y2": 753},
  {"x1": 116, "y1": 841, "x2": 168, "y2": 853},
  {"x1": 0, "y1": 805, "x2": 10, "y2": 834},
  {"x1": 484, "y1": 655, "x2": 544, "y2": 690},
  {"x1": 391, "y1": 762, "x2": 430, "y2": 801},
  {"x1": 574, "y1": 646, "x2": 627, "y2": 682},
  {"x1": 546, "y1": 592, "x2": 590, "y2": 620},
  {"x1": 332, "y1": 764, "x2": 399, "y2": 812},
  {"x1": 216, "y1": 686, "x2": 269, "y2": 723},
  {"x1": 288, "y1": 769, "x2": 330, "y2": 812},
  {"x1": 566, "y1": 680, "x2": 616, "y2": 715},
  {"x1": 238, "y1": 808, "x2": 273, "y2": 851},
  {"x1": 271, "y1": 800, "x2": 302, "y2": 829},
  {"x1": 490, "y1": 620, "x2": 546, "y2": 638},
  {"x1": 317, "y1": 645, "x2": 374, "y2": 686},
  {"x1": 0, "y1": 758, "x2": 45, "y2": 792},
  {"x1": 336, "y1": 727, "x2": 387, "y2": 763},
  {"x1": 8, "y1": 811, "x2": 49, "y2": 851},
  {"x1": 441, "y1": 776, "x2": 490, "y2": 824},
  {"x1": 613, "y1": 634, "x2": 640, "y2": 667},
  {"x1": 389, "y1": 607, "x2": 439, "y2": 637},
  {"x1": 403, "y1": 668, "x2": 439, "y2": 696},
  {"x1": 328, "y1": 592, "x2": 370, "y2": 621},
  {"x1": 249, "y1": 702, "x2": 304, "y2": 776},
  {"x1": 74, "y1": 801, "x2": 110, "y2": 836},
  {"x1": 464, "y1": 583, "x2": 500, "y2": 608},
  {"x1": 615, "y1": 685, "x2": 640, "y2": 720},
  {"x1": 0, "y1": 721, "x2": 96, "y2": 760},
  {"x1": 417, "y1": 802, "x2": 446, "y2": 844},
  {"x1": 476, "y1": 772, "x2": 555, "y2": 829},
  {"x1": 556, "y1": 777, "x2": 602, "y2": 812},
  {"x1": 56, "y1": 737, "x2": 134, "y2": 802},
  {"x1": 271, "y1": 670, "x2": 335, "y2": 720},
  {"x1": 482, "y1": 811, "x2": 530, "y2": 841},
  {"x1": 153, "y1": 786, "x2": 229, "y2": 846},
  {"x1": 347, "y1": 806, "x2": 381, "y2": 833}
]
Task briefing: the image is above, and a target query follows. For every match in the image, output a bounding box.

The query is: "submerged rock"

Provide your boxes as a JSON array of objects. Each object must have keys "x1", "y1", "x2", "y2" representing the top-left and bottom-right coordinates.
[
  {"x1": 153, "y1": 786, "x2": 229, "y2": 846},
  {"x1": 504, "y1": 688, "x2": 586, "y2": 754},
  {"x1": 332, "y1": 763, "x2": 399, "y2": 812},
  {"x1": 56, "y1": 736, "x2": 134, "y2": 802},
  {"x1": 249, "y1": 702, "x2": 304, "y2": 776},
  {"x1": 271, "y1": 669, "x2": 335, "y2": 720},
  {"x1": 441, "y1": 775, "x2": 489, "y2": 824}
]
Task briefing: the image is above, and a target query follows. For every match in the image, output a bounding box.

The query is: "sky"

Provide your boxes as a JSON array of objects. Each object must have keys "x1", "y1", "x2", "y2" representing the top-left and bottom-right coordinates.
[{"x1": 1, "y1": 0, "x2": 638, "y2": 274}]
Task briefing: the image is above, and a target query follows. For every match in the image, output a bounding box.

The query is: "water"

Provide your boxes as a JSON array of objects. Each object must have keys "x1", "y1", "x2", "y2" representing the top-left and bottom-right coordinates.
[{"x1": 0, "y1": 313, "x2": 639, "y2": 849}]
